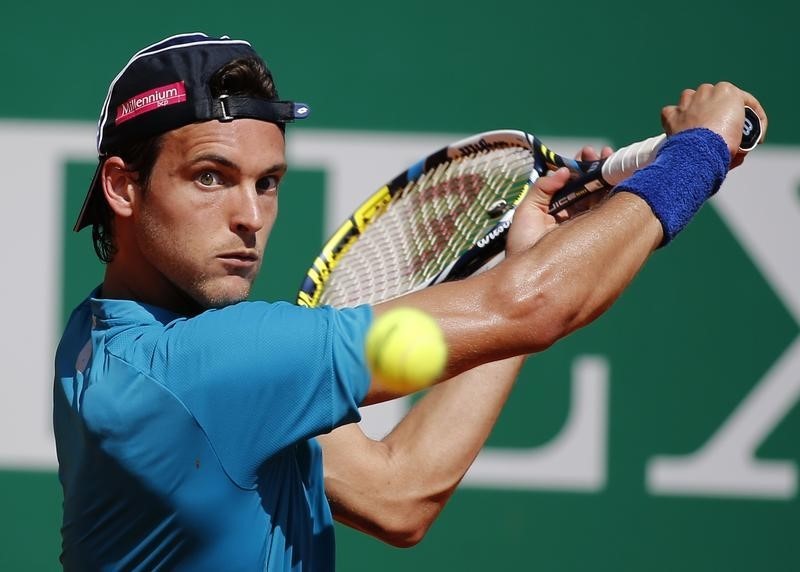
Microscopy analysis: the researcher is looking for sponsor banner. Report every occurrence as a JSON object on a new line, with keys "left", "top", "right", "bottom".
{"left": 115, "top": 81, "right": 187, "bottom": 124}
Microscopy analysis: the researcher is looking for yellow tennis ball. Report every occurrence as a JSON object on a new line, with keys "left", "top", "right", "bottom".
{"left": 365, "top": 307, "right": 447, "bottom": 393}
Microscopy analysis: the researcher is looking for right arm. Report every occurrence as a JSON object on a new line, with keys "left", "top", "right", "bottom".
{"left": 369, "top": 82, "right": 767, "bottom": 395}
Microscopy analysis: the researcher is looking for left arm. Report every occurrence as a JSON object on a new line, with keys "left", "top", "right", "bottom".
{"left": 318, "top": 355, "right": 524, "bottom": 547}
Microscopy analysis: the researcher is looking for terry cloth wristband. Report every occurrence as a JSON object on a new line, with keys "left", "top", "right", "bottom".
{"left": 612, "top": 128, "right": 730, "bottom": 246}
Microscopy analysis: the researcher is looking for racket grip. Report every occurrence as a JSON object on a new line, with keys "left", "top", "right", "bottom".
{"left": 601, "top": 106, "right": 763, "bottom": 186}
{"left": 600, "top": 134, "right": 665, "bottom": 186}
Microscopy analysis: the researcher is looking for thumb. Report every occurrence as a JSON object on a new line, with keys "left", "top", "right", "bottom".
{"left": 527, "top": 167, "right": 572, "bottom": 212}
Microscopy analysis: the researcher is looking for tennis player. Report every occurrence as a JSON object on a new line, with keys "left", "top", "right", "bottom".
{"left": 54, "top": 32, "right": 766, "bottom": 571}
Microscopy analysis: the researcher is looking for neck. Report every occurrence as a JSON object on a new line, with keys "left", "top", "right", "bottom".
{"left": 102, "top": 254, "right": 203, "bottom": 316}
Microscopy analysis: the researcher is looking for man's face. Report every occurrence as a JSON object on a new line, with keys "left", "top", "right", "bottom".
{"left": 133, "top": 119, "right": 286, "bottom": 309}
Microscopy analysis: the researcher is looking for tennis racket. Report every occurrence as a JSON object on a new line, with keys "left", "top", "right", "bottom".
{"left": 297, "top": 108, "right": 762, "bottom": 308}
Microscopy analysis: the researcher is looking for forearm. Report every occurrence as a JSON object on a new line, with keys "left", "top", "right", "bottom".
{"left": 320, "top": 356, "right": 525, "bottom": 546}
{"left": 500, "top": 191, "right": 664, "bottom": 342}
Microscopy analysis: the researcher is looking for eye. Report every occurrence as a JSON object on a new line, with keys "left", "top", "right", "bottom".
{"left": 196, "top": 171, "right": 223, "bottom": 188}
{"left": 256, "top": 175, "right": 280, "bottom": 195}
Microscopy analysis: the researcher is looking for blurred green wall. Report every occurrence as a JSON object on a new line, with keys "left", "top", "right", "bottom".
{"left": 1, "top": 1, "right": 797, "bottom": 570}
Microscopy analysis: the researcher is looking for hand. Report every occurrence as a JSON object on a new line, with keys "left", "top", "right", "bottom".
{"left": 505, "top": 145, "right": 612, "bottom": 257}
{"left": 661, "top": 82, "right": 768, "bottom": 169}
{"left": 555, "top": 145, "right": 614, "bottom": 218}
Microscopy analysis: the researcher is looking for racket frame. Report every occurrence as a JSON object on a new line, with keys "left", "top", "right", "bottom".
{"left": 297, "top": 109, "right": 762, "bottom": 307}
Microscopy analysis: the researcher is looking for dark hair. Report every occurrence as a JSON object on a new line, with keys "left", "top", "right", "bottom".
{"left": 91, "top": 56, "right": 280, "bottom": 262}
{"left": 208, "top": 56, "right": 279, "bottom": 102}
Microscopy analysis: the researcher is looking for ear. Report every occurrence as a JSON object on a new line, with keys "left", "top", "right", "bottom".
{"left": 101, "top": 156, "right": 140, "bottom": 220}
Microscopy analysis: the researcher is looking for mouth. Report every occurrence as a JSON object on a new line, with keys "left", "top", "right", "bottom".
{"left": 217, "top": 250, "right": 260, "bottom": 270}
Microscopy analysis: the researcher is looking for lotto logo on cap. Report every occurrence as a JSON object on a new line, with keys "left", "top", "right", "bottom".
{"left": 115, "top": 81, "right": 188, "bottom": 125}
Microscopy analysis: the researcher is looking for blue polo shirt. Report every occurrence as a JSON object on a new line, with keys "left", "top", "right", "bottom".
{"left": 53, "top": 290, "right": 372, "bottom": 571}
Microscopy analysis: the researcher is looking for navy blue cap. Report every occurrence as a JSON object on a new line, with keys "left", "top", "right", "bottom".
{"left": 75, "top": 32, "right": 310, "bottom": 231}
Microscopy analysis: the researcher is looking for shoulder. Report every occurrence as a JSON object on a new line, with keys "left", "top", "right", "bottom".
{"left": 182, "top": 301, "right": 374, "bottom": 344}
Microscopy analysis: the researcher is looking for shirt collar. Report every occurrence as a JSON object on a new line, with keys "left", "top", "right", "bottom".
{"left": 89, "top": 290, "right": 185, "bottom": 329}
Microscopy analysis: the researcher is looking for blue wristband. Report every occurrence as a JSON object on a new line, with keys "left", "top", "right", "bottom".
{"left": 612, "top": 128, "right": 730, "bottom": 246}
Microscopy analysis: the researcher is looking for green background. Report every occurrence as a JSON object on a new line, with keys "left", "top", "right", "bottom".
{"left": 2, "top": 0, "right": 798, "bottom": 570}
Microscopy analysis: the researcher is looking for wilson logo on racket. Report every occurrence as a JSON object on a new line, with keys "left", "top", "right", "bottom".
{"left": 476, "top": 219, "right": 511, "bottom": 248}
{"left": 457, "top": 138, "right": 513, "bottom": 157}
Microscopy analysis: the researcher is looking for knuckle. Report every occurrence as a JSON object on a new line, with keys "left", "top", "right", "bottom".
{"left": 715, "top": 81, "right": 737, "bottom": 96}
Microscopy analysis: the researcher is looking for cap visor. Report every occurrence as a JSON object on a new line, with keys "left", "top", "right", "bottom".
{"left": 74, "top": 161, "right": 103, "bottom": 231}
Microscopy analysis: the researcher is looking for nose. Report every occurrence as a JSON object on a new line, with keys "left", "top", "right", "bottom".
{"left": 229, "top": 185, "right": 265, "bottom": 235}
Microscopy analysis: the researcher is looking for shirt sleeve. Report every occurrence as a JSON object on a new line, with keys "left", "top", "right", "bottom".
{"left": 146, "top": 301, "right": 372, "bottom": 487}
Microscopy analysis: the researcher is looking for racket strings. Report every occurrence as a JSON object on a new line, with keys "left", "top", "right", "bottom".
{"left": 321, "top": 146, "right": 534, "bottom": 307}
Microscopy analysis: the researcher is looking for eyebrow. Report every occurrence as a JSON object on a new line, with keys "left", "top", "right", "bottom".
{"left": 188, "top": 153, "right": 287, "bottom": 176}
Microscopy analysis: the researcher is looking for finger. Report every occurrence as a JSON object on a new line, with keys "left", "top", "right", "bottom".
{"left": 717, "top": 82, "right": 768, "bottom": 149}
{"left": 711, "top": 82, "right": 767, "bottom": 155}
{"left": 661, "top": 105, "right": 677, "bottom": 134}
{"left": 536, "top": 167, "right": 571, "bottom": 195}
{"left": 578, "top": 145, "right": 614, "bottom": 162}
{"left": 575, "top": 145, "right": 600, "bottom": 162}
{"left": 525, "top": 167, "right": 571, "bottom": 211}
{"left": 678, "top": 88, "right": 696, "bottom": 108}
{"left": 693, "top": 83, "right": 714, "bottom": 99}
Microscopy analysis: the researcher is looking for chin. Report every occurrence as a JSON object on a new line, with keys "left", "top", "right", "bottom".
{"left": 200, "top": 294, "right": 247, "bottom": 309}
{"left": 204, "top": 289, "right": 251, "bottom": 309}
{"left": 193, "top": 278, "right": 253, "bottom": 309}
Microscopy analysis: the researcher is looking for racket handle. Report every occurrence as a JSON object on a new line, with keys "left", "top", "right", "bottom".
{"left": 739, "top": 106, "right": 762, "bottom": 152}
{"left": 601, "top": 134, "right": 665, "bottom": 186}
{"left": 601, "top": 106, "right": 763, "bottom": 186}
